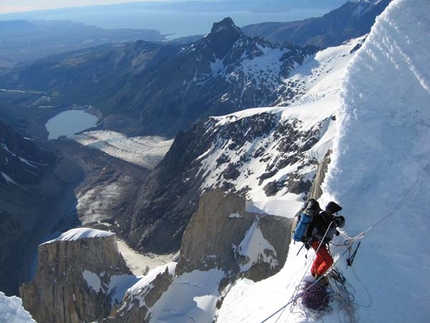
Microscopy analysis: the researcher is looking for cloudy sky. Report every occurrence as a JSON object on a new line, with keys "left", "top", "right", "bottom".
{"left": 0, "top": 0, "right": 165, "bottom": 13}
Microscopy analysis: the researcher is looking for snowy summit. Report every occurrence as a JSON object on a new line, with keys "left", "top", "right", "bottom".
{"left": 43, "top": 228, "right": 114, "bottom": 244}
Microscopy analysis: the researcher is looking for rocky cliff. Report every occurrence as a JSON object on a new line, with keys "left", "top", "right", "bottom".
{"left": 16, "top": 190, "right": 291, "bottom": 323}
{"left": 20, "top": 228, "right": 136, "bottom": 323}
{"left": 177, "top": 189, "right": 291, "bottom": 280}
{"left": 125, "top": 110, "right": 323, "bottom": 254}
{"left": 112, "top": 189, "right": 291, "bottom": 322}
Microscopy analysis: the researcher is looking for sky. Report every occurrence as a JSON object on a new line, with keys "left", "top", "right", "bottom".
{"left": 0, "top": 0, "right": 347, "bottom": 15}
{"left": 0, "top": 0, "right": 164, "bottom": 13}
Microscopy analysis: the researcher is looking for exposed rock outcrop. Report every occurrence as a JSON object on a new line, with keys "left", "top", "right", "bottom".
{"left": 177, "top": 189, "right": 291, "bottom": 281}
{"left": 127, "top": 110, "right": 322, "bottom": 255}
{"left": 309, "top": 150, "right": 332, "bottom": 200}
{"left": 19, "top": 191, "right": 292, "bottom": 323}
{"left": 20, "top": 228, "right": 136, "bottom": 323}
{"left": 112, "top": 189, "right": 292, "bottom": 323}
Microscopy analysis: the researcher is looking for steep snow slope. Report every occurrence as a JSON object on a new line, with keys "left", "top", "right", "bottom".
{"left": 217, "top": 0, "right": 430, "bottom": 322}
{"left": 321, "top": 0, "right": 430, "bottom": 321}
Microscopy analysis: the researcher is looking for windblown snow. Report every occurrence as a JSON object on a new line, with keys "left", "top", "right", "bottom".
{"left": 217, "top": 0, "right": 430, "bottom": 322}
{"left": 42, "top": 228, "right": 114, "bottom": 244}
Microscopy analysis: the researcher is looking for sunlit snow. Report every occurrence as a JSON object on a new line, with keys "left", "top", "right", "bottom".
{"left": 0, "top": 292, "right": 36, "bottom": 323}
{"left": 217, "top": 0, "right": 430, "bottom": 322}
{"left": 42, "top": 228, "right": 114, "bottom": 244}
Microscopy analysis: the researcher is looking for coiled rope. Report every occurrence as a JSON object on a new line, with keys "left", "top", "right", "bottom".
{"left": 261, "top": 223, "right": 344, "bottom": 323}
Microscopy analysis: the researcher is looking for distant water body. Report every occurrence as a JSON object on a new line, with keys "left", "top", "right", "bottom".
{"left": 16, "top": 8, "right": 331, "bottom": 39}
{"left": 46, "top": 110, "right": 97, "bottom": 140}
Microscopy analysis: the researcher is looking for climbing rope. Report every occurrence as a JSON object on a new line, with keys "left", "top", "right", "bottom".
{"left": 261, "top": 163, "right": 430, "bottom": 322}
{"left": 260, "top": 231, "right": 349, "bottom": 323}
{"left": 327, "top": 268, "right": 359, "bottom": 323}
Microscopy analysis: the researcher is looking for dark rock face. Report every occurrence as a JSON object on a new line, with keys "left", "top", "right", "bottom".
{"left": 205, "top": 17, "right": 243, "bottom": 59}
{"left": 110, "top": 190, "right": 291, "bottom": 323}
{"left": 125, "top": 111, "right": 327, "bottom": 254}
{"left": 0, "top": 121, "right": 56, "bottom": 184}
{"left": 242, "top": 0, "right": 392, "bottom": 48}
{"left": 125, "top": 122, "right": 216, "bottom": 253}
{"left": 0, "top": 18, "right": 317, "bottom": 137}
{"left": 0, "top": 120, "right": 84, "bottom": 296}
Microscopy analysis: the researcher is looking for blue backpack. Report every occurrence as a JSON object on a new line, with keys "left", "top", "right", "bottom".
{"left": 293, "top": 199, "right": 321, "bottom": 243}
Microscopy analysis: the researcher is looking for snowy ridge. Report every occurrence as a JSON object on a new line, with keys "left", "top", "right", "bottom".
{"left": 123, "top": 263, "right": 177, "bottom": 308}
{"left": 43, "top": 228, "right": 114, "bottom": 244}
{"left": 216, "top": 0, "right": 430, "bottom": 322}
{"left": 197, "top": 39, "right": 356, "bottom": 217}
{"left": 82, "top": 270, "right": 139, "bottom": 306}
{"left": 208, "top": 39, "right": 288, "bottom": 96}
{"left": 354, "top": 0, "right": 384, "bottom": 17}
{"left": 148, "top": 269, "right": 225, "bottom": 323}
{"left": 321, "top": 0, "right": 430, "bottom": 321}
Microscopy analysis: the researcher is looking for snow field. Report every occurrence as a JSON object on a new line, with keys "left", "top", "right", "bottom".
{"left": 73, "top": 131, "right": 173, "bottom": 169}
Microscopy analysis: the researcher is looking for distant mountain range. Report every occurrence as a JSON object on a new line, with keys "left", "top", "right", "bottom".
{"left": 0, "top": 1, "right": 391, "bottom": 140}
{"left": 242, "top": 0, "right": 392, "bottom": 47}
{"left": 0, "top": 20, "right": 165, "bottom": 68}
{"left": 0, "top": 18, "right": 317, "bottom": 138}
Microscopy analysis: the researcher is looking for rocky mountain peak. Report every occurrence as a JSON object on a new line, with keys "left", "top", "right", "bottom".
{"left": 20, "top": 228, "right": 135, "bottom": 323}
{"left": 209, "top": 17, "right": 241, "bottom": 35}
{"left": 204, "top": 17, "right": 243, "bottom": 59}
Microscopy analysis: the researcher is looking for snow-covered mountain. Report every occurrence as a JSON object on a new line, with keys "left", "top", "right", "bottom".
{"left": 217, "top": 0, "right": 430, "bottom": 322}
{"left": 124, "top": 34, "right": 359, "bottom": 254}
{"left": 242, "top": 0, "right": 391, "bottom": 48}
{"left": 0, "top": 18, "right": 317, "bottom": 138}
{"left": 2, "top": 0, "right": 429, "bottom": 321}
{"left": 118, "top": 0, "right": 430, "bottom": 321}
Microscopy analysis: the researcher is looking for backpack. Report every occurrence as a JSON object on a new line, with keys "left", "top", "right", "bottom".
{"left": 293, "top": 199, "right": 321, "bottom": 243}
